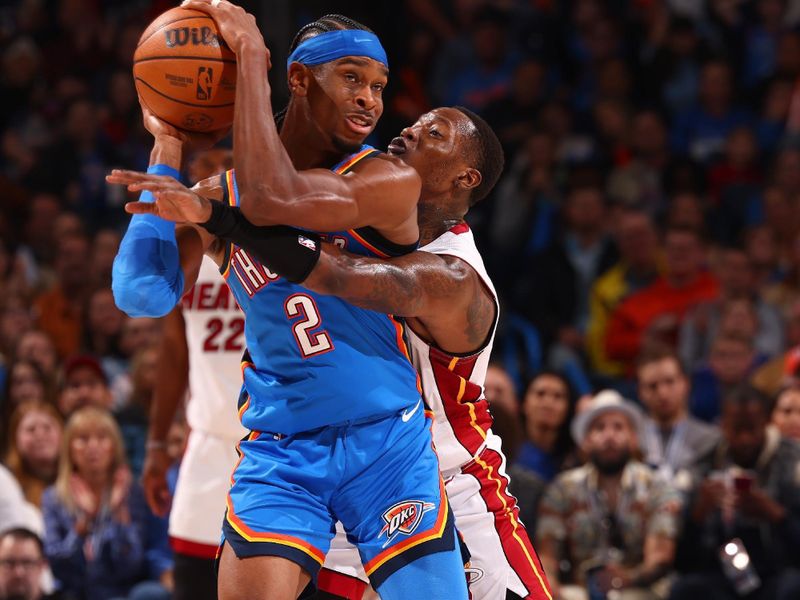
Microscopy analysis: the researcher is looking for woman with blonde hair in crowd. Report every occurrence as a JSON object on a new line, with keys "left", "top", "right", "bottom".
{"left": 4, "top": 401, "right": 62, "bottom": 507}
{"left": 41, "top": 406, "right": 170, "bottom": 600}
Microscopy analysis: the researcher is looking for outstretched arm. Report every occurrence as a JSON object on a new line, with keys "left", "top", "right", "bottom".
{"left": 109, "top": 110, "right": 224, "bottom": 319}
{"left": 182, "top": 0, "right": 420, "bottom": 235}
{"left": 104, "top": 174, "right": 494, "bottom": 352}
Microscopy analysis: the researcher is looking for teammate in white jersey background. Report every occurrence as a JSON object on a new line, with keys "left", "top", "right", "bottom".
{"left": 141, "top": 149, "right": 244, "bottom": 600}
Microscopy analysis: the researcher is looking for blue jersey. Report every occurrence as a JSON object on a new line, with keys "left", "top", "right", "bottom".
{"left": 220, "top": 147, "right": 422, "bottom": 435}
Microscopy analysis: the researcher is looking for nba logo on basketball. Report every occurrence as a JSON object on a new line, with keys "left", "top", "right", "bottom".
{"left": 196, "top": 67, "right": 213, "bottom": 100}
{"left": 379, "top": 500, "right": 435, "bottom": 543}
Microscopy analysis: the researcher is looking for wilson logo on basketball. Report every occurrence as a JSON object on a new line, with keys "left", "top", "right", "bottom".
{"left": 164, "top": 26, "right": 224, "bottom": 48}
{"left": 379, "top": 500, "right": 435, "bottom": 543}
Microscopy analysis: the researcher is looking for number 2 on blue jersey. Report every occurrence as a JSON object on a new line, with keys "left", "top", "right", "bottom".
{"left": 284, "top": 293, "right": 334, "bottom": 357}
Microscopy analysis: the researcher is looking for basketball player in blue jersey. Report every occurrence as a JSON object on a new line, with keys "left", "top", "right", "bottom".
{"left": 110, "top": 9, "right": 466, "bottom": 600}
{"left": 115, "top": 106, "right": 554, "bottom": 600}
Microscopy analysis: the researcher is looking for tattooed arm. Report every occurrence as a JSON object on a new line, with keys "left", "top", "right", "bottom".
{"left": 304, "top": 245, "right": 496, "bottom": 355}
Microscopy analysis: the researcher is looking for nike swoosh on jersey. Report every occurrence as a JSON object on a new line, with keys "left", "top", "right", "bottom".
{"left": 401, "top": 399, "right": 421, "bottom": 422}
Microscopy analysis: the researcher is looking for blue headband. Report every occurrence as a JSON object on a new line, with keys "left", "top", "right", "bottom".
{"left": 286, "top": 29, "right": 388, "bottom": 69}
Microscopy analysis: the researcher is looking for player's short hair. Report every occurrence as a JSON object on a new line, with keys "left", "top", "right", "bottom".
{"left": 289, "top": 14, "right": 375, "bottom": 53}
{"left": 453, "top": 106, "right": 504, "bottom": 206}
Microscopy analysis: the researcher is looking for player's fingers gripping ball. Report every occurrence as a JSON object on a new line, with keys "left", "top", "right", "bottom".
{"left": 133, "top": 7, "right": 236, "bottom": 132}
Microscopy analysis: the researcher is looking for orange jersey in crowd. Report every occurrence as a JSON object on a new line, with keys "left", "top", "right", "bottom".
{"left": 605, "top": 271, "right": 719, "bottom": 368}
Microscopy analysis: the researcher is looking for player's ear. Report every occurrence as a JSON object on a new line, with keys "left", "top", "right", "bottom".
{"left": 455, "top": 167, "right": 481, "bottom": 193}
{"left": 287, "top": 63, "right": 312, "bottom": 97}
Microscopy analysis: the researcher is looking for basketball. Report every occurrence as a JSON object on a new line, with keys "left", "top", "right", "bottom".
{"left": 133, "top": 7, "right": 236, "bottom": 132}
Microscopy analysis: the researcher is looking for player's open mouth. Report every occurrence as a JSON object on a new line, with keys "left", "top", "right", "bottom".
{"left": 387, "top": 137, "right": 406, "bottom": 155}
{"left": 345, "top": 113, "right": 373, "bottom": 135}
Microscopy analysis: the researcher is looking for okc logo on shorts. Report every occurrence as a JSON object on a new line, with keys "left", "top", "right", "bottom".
{"left": 379, "top": 500, "right": 435, "bottom": 547}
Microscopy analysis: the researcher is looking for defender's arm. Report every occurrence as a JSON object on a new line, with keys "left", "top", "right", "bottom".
{"left": 303, "top": 246, "right": 496, "bottom": 353}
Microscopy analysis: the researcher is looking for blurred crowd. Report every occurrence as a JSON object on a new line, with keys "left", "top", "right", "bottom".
{"left": 2, "top": 0, "right": 800, "bottom": 599}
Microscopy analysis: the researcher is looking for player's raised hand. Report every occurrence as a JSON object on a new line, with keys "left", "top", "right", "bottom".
{"left": 141, "top": 103, "right": 229, "bottom": 154}
{"left": 106, "top": 170, "right": 214, "bottom": 223}
{"left": 181, "top": 0, "right": 268, "bottom": 60}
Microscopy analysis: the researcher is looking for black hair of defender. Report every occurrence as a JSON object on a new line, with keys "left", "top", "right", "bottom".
{"left": 453, "top": 106, "right": 505, "bottom": 206}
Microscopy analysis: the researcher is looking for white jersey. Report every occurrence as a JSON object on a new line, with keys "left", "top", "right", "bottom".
{"left": 181, "top": 256, "right": 247, "bottom": 441}
{"left": 406, "top": 223, "right": 499, "bottom": 475}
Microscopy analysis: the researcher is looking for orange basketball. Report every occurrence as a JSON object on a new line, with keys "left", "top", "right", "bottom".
{"left": 133, "top": 7, "right": 236, "bottom": 132}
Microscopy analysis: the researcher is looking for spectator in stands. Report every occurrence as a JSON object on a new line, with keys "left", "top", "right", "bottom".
{"left": 4, "top": 402, "right": 62, "bottom": 507}
{"left": 89, "top": 229, "right": 120, "bottom": 289}
{"left": 605, "top": 226, "right": 718, "bottom": 373}
{"left": 34, "top": 233, "right": 92, "bottom": 360}
{"left": 4, "top": 359, "right": 48, "bottom": 407}
{"left": 757, "top": 76, "right": 794, "bottom": 152}
{"left": 752, "top": 297, "right": 800, "bottom": 396}
{"left": 42, "top": 406, "right": 169, "bottom": 600}
{"left": 665, "top": 191, "right": 706, "bottom": 232}
{"left": 116, "top": 346, "right": 158, "bottom": 477}
{"left": 483, "top": 59, "right": 546, "bottom": 160}
{"left": 680, "top": 247, "right": 783, "bottom": 372}
{"left": 483, "top": 365, "right": 545, "bottom": 532}
{"left": 2, "top": 360, "right": 51, "bottom": 449}
{"left": 587, "top": 209, "right": 661, "bottom": 379}
{"left": 671, "top": 385, "right": 800, "bottom": 600}
{"left": 516, "top": 178, "right": 618, "bottom": 365}
{"left": 770, "top": 146, "right": 800, "bottom": 203}
{"left": 639, "top": 16, "right": 707, "bottom": 114}
{"left": 117, "top": 318, "right": 160, "bottom": 361}
{"left": 33, "top": 97, "right": 118, "bottom": 228}
{"left": 56, "top": 356, "right": 111, "bottom": 417}
{"left": 0, "top": 298, "right": 34, "bottom": 370}
{"left": 537, "top": 390, "right": 681, "bottom": 600}
{"left": 440, "top": 7, "right": 519, "bottom": 112}
{"left": 517, "top": 371, "right": 575, "bottom": 482}
{"left": 691, "top": 330, "right": 763, "bottom": 423}
{"left": 636, "top": 347, "right": 719, "bottom": 488}
{"left": 0, "top": 528, "right": 60, "bottom": 600}
{"left": 671, "top": 59, "right": 752, "bottom": 164}
{"left": 591, "top": 98, "right": 631, "bottom": 168}
{"left": 740, "top": 0, "right": 787, "bottom": 90}
{"left": 764, "top": 229, "right": 800, "bottom": 311}
{"left": 606, "top": 109, "right": 670, "bottom": 215}
{"left": 83, "top": 288, "right": 125, "bottom": 364}
{"left": 488, "top": 131, "right": 560, "bottom": 289}
{"left": 484, "top": 363, "right": 520, "bottom": 417}
{"left": 745, "top": 225, "right": 781, "bottom": 288}
{"left": 15, "top": 330, "right": 59, "bottom": 386}
{"left": 707, "top": 128, "right": 763, "bottom": 243}
{"left": 771, "top": 384, "right": 800, "bottom": 441}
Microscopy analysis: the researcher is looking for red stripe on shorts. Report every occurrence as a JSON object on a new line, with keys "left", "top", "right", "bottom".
{"left": 463, "top": 448, "right": 553, "bottom": 600}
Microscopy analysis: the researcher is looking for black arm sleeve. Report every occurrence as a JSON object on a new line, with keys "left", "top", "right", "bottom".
{"left": 200, "top": 200, "right": 320, "bottom": 283}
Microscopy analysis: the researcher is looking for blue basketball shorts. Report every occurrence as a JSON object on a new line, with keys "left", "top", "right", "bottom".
{"left": 221, "top": 402, "right": 455, "bottom": 587}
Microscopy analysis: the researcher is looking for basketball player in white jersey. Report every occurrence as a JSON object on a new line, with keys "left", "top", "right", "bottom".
{"left": 116, "top": 107, "right": 553, "bottom": 600}
{"left": 306, "top": 108, "right": 553, "bottom": 600}
{"left": 142, "top": 150, "right": 245, "bottom": 600}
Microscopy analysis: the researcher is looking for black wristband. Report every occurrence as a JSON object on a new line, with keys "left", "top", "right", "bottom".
{"left": 200, "top": 201, "right": 321, "bottom": 283}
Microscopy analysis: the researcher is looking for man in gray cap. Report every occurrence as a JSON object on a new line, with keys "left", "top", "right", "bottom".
{"left": 536, "top": 390, "right": 682, "bottom": 600}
